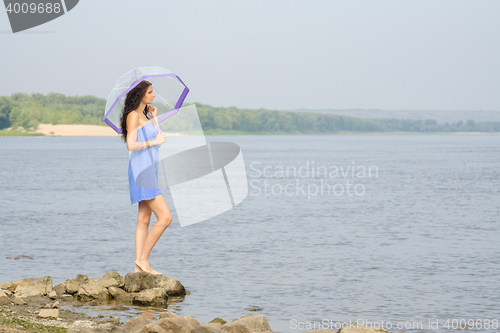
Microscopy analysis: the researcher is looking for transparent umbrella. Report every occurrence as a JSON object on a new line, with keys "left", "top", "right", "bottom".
{"left": 103, "top": 66, "right": 189, "bottom": 133}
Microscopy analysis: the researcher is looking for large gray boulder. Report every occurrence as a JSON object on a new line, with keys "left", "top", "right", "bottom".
{"left": 221, "top": 314, "right": 272, "bottom": 333}
{"left": 132, "top": 288, "right": 168, "bottom": 306}
{"left": 88, "top": 277, "right": 124, "bottom": 289}
{"left": 52, "top": 282, "right": 67, "bottom": 296}
{"left": 155, "top": 276, "right": 186, "bottom": 296}
{"left": 124, "top": 272, "right": 157, "bottom": 293}
{"left": 108, "top": 286, "right": 132, "bottom": 303}
{"left": 76, "top": 284, "right": 110, "bottom": 301}
{"left": 14, "top": 276, "right": 52, "bottom": 298}
{"left": 102, "top": 272, "right": 125, "bottom": 287}
{"left": 66, "top": 274, "right": 89, "bottom": 294}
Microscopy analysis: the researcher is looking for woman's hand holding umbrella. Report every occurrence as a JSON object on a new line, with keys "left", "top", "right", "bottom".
{"left": 147, "top": 105, "right": 157, "bottom": 117}
{"left": 152, "top": 132, "right": 167, "bottom": 148}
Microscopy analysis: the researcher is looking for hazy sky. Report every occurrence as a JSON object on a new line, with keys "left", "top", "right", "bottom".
{"left": 1, "top": 0, "right": 499, "bottom": 111}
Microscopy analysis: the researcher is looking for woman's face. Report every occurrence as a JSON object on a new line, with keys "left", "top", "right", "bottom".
{"left": 142, "top": 85, "right": 155, "bottom": 105}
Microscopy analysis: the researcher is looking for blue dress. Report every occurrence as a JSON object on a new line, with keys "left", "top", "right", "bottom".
{"left": 128, "top": 122, "right": 163, "bottom": 205}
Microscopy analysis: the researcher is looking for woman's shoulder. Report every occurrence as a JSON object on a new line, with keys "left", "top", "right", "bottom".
{"left": 127, "top": 111, "right": 140, "bottom": 122}
{"left": 127, "top": 111, "right": 149, "bottom": 128}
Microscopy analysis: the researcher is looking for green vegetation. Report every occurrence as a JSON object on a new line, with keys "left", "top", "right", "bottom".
{"left": 1, "top": 93, "right": 499, "bottom": 134}
{"left": 194, "top": 103, "right": 500, "bottom": 133}
{"left": 0, "top": 315, "right": 67, "bottom": 332}
{"left": 0, "top": 93, "right": 105, "bottom": 131}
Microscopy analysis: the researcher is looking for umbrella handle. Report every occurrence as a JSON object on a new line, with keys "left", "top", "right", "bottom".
{"left": 150, "top": 112, "right": 162, "bottom": 134}
{"left": 146, "top": 106, "right": 162, "bottom": 134}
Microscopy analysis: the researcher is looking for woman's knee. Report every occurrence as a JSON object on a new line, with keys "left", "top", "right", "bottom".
{"left": 157, "top": 215, "right": 172, "bottom": 229}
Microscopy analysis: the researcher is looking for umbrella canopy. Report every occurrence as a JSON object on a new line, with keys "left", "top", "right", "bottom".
{"left": 104, "top": 66, "right": 189, "bottom": 133}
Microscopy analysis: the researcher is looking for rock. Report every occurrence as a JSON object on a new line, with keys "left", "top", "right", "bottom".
{"left": 210, "top": 318, "right": 227, "bottom": 325}
{"left": 39, "top": 308, "right": 59, "bottom": 319}
{"left": 0, "top": 290, "right": 12, "bottom": 305}
{"left": 123, "top": 272, "right": 157, "bottom": 293}
{"left": 48, "top": 290, "right": 58, "bottom": 299}
{"left": 221, "top": 314, "right": 272, "bottom": 333}
{"left": 89, "top": 277, "right": 124, "bottom": 289}
{"left": 115, "top": 316, "right": 152, "bottom": 333}
{"left": 12, "top": 297, "right": 26, "bottom": 305}
{"left": 0, "top": 281, "right": 17, "bottom": 292}
{"left": 76, "top": 287, "right": 91, "bottom": 300}
{"left": 181, "top": 316, "right": 201, "bottom": 329}
{"left": 143, "top": 317, "right": 200, "bottom": 333}
{"left": 155, "top": 276, "right": 186, "bottom": 296}
{"left": 68, "top": 320, "right": 116, "bottom": 333}
{"left": 205, "top": 323, "right": 223, "bottom": 329}
{"left": 245, "top": 307, "right": 263, "bottom": 312}
{"left": 52, "top": 301, "right": 61, "bottom": 309}
{"left": 1, "top": 289, "right": 13, "bottom": 298}
{"left": 132, "top": 288, "right": 168, "bottom": 306}
{"left": 339, "top": 324, "right": 389, "bottom": 333}
{"left": 159, "top": 310, "right": 180, "bottom": 319}
{"left": 102, "top": 272, "right": 125, "bottom": 287}
{"left": 77, "top": 284, "right": 110, "bottom": 301}
{"left": 194, "top": 325, "right": 225, "bottom": 333}
{"left": 66, "top": 274, "right": 89, "bottom": 294}
{"left": 108, "top": 286, "right": 132, "bottom": 302}
{"left": 13, "top": 276, "right": 52, "bottom": 298}
{"left": 60, "top": 294, "right": 74, "bottom": 301}
{"left": 52, "top": 282, "right": 67, "bottom": 296}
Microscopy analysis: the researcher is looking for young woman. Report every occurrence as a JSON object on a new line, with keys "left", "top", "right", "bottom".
{"left": 119, "top": 80, "right": 172, "bottom": 276}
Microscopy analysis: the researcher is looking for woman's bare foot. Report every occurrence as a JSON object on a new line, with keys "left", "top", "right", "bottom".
{"left": 135, "top": 260, "right": 162, "bottom": 276}
{"left": 150, "top": 268, "right": 162, "bottom": 276}
{"left": 134, "top": 263, "right": 143, "bottom": 273}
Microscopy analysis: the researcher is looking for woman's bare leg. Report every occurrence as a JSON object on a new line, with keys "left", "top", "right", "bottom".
{"left": 135, "top": 201, "right": 153, "bottom": 272}
{"left": 135, "top": 195, "right": 172, "bottom": 275}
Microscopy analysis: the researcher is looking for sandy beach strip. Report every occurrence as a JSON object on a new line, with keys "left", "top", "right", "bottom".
{"left": 33, "top": 124, "right": 182, "bottom": 137}
{"left": 35, "top": 124, "right": 120, "bottom": 137}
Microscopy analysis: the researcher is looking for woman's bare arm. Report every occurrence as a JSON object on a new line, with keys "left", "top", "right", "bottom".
{"left": 126, "top": 112, "right": 145, "bottom": 151}
{"left": 126, "top": 112, "right": 166, "bottom": 151}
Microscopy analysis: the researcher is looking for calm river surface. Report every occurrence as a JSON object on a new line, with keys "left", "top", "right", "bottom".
{"left": 1, "top": 134, "right": 499, "bottom": 332}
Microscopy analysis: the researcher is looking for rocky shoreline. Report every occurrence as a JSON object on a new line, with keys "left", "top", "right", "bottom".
{"left": 1, "top": 272, "right": 390, "bottom": 333}
{"left": 0, "top": 272, "right": 279, "bottom": 333}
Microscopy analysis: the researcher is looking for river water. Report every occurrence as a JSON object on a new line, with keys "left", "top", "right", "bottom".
{"left": 0, "top": 134, "right": 499, "bottom": 332}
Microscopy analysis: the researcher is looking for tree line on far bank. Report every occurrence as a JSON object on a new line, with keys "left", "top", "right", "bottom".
{"left": 1, "top": 93, "right": 499, "bottom": 134}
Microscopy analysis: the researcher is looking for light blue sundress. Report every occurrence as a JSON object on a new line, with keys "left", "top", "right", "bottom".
{"left": 128, "top": 122, "right": 163, "bottom": 205}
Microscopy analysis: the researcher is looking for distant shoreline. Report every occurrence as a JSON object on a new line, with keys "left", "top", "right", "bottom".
{"left": 0, "top": 124, "right": 181, "bottom": 137}
{"left": 0, "top": 124, "right": 499, "bottom": 137}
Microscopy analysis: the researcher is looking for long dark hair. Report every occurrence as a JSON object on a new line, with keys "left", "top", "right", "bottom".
{"left": 120, "top": 80, "right": 152, "bottom": 142}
